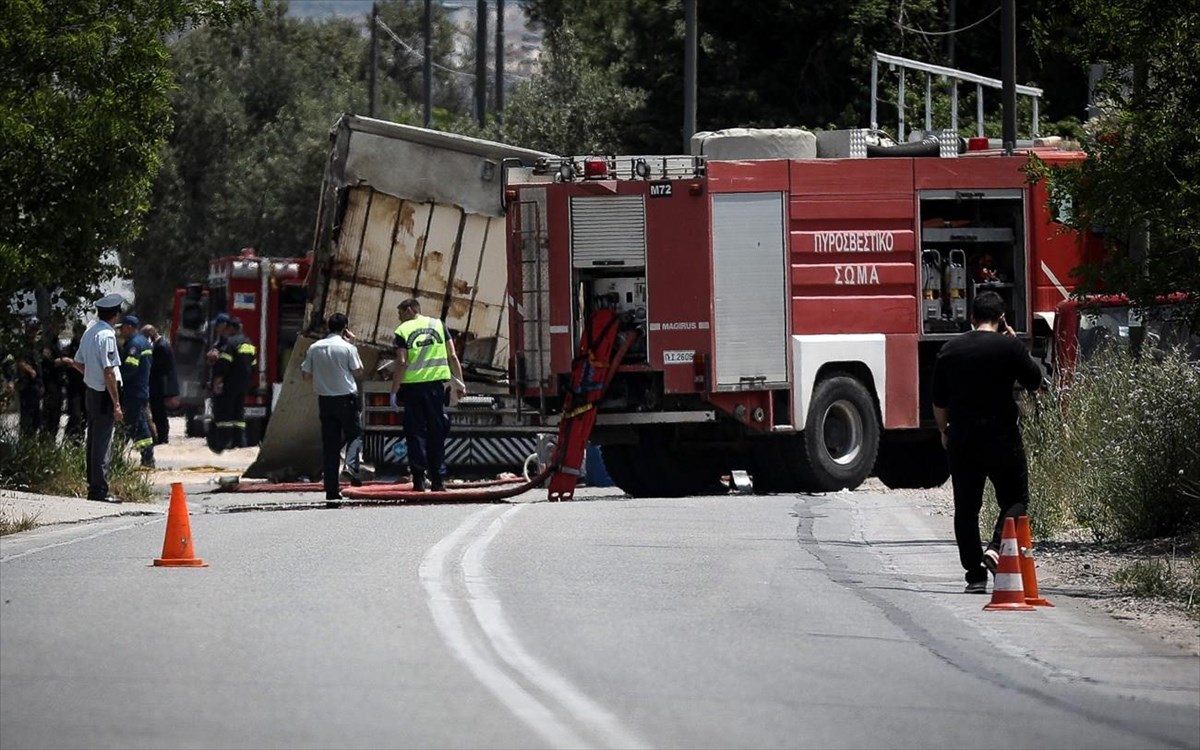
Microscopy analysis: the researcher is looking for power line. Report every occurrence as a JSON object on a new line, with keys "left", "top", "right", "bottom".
{"left": 897, "top": 6, "right": 1000, "bottom": 37}
{"left": 374, "top": 17, "right": 529, "bottom": 81}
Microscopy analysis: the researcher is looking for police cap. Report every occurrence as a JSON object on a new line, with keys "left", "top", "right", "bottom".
{"left": 213, "top": 312, "right": 232, "bottom": 326}
{"left": 121, "top": 314, "right": 140, "bottom": 328}
{"left": 93, "top": 293, "right": 126, "bottom": 313}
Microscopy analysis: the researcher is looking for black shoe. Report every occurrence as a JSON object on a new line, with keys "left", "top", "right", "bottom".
{"left": 964, "top": 580, "right": 988, "bottom": 594}
{"left": 326, "top": 492, "right": 343, "bottom": 501}
{"left": 411, "top": 472, "right": 426, "bottom": 492}
{"left": 89, "top": 496, "right": 123, "bottom": 504}
{"left": 430, "top": 480, "right": 445, "bottom": 493}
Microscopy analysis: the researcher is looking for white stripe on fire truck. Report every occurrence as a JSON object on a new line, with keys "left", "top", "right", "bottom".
{"left": 1041, "top": 260, "right": 1070, "bottom": 301}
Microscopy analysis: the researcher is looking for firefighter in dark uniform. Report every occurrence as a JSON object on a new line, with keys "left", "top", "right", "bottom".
{"left": 118, "top": 315, "right": 156, "bottom": 468}
{"left": 210, "top": 316, "right": 255, "bottom": 451}
{"left": 63, "top": 321, "right": 88, "bottom": 440}
{"left": 41, "top": 325, "right": 73, "bottom": 439}
{"left": 15, "top": 317, "right": 43, "bottom": 437}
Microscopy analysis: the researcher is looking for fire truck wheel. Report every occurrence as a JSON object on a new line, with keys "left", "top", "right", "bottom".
{"left": 874, "top": 434, "right": 949, "bottom": 489}
{"left": 750, "top": 441, "right": 793, "bottom": 494}
{"left": 794, "top": 376, "right": 880, "bottom": 492}
{"left": 599, "top": 444, "right": 648, "bottom": 496}
{"left": 601, "top": 437, "right": 716, "bottom": 498}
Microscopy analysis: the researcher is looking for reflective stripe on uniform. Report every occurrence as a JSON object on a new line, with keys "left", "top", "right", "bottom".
{"left": 219, "top": 353, "right": 234, "bottom": 362}
{"left": 124, "top": 356, "right": 140, "bottom": 366}
{"left": 140, "top": 349, "right": 152, "bottom": 357}
{"left": 237, "top": 343, "right": 256, "bottom": 355}
{"left": 134, "top": 438, "right": 154, "bottom": 449}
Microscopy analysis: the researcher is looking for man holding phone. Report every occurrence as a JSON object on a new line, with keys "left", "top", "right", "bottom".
{"left": 931, "top": 291, "right": 1044, "bottom": 594}
{"left": 301, "top": 312, "right": 365, "bottom": 501}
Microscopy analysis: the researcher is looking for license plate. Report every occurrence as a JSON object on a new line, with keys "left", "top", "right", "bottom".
{"left": 245, "top": 406, "right": 267, "bottom": 418}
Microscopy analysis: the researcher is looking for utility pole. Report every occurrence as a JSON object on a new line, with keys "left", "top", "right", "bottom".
{"left": 945, "top": 0, "right": 956, "bottom": 67}
{"left": 368, "top": 2, "right": 378, "bottom": 117}
{"left": 683, "top": 0, "right": 697, "bottom": 150}
{"left": 423, "top": 0, "right": 433, "bottom": 128}
{"left": 495, "top": 0, "right": 505, "bottom": 121}
{"left": 475, "top": 0, "right": 488, "bottom": 127}
{"left": 1000, "top": 0, "right": 1017, "bottom": 154}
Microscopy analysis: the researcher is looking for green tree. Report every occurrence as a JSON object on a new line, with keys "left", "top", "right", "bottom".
{"left": 1027, "top": 0, "right": 1200, "bottom": 313}
{"left": 129, "top": 0, "right": 473, "bottom": 324}
{"left": 493, "top": 25, "right": 646, "bottom": 155}
{"left": 524, "top": 0, "right": 1088, "bottom": 153}
{"left": 376, "top": 0, "right": 470, "bottom": 116}
{"left": 0, "top": 0, "right": 256, "bottom": 333}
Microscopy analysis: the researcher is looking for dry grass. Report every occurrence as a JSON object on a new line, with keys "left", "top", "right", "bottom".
{"left": 0, "top": 507, "right": 40, "bottom": 536}
{"left": 0, "top": 428, "right": 154, "bottom": 503}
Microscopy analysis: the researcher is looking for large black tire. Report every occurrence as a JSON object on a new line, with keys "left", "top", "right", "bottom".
{"left": 792, "top": 375, "right": 880, "bottom": 492}
{"left": 874, "top": 433, "right": 949, "bottom": 489}
{"left": 750, "top": 440, "right": 793, "bottom": 494}
{"left": 601, "top": 430, "right": 720, "bottom": 498}
{"left": 600, "top": 444, "right": 653, "bottom": 496}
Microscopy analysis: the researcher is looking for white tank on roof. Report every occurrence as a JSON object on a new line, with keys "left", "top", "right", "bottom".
{"left": 690, "top": 127, "right": 818, "bottom": 159}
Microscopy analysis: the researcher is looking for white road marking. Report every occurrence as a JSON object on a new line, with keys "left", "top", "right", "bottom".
{"left": 420, "top": 505, "right": 649, "bottom": 750}
{"left": 463, "top": 506, "right": 651, "bottom": 749}
{"left": 0, "top": 519, "right": 160, "bottom": 563}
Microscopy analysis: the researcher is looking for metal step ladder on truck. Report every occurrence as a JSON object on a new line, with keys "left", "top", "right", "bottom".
{"left": 503, "top": 128, "right": 1102, "bottom": 497}
{"left": 169, "top": 249, "right": 311, "bottom": 446}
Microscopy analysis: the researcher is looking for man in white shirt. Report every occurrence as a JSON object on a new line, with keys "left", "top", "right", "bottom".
{"left": 71, "top": 294, "right": 126, "bottom": 503}
{"left": 301, "top": 313, "right": 365, "bottom": 500}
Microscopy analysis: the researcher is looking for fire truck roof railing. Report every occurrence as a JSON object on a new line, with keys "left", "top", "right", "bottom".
{"left": 870, "top": 51, "right": 1044, "bottom": 142}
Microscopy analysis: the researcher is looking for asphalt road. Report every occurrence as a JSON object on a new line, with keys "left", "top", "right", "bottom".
{"left": 2, "top": 487, "right": 1197, "bottom": 750}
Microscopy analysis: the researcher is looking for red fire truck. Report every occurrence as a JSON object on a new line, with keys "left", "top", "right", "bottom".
{"left": 504, "top": 131, "right": 1103, "bottom": 497}
{"left": 170, "top": 249, "right": 311, "bottom": 445}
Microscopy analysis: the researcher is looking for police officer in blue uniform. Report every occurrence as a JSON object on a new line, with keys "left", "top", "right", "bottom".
{"left": 72, "top": 294, "right": 126, "bottom": 502}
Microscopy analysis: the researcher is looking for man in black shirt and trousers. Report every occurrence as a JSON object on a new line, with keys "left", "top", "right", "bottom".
{"left": 932, "top": 291, "right": 1044, "bottom": 594}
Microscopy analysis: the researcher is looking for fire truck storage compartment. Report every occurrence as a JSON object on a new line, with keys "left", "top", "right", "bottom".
{"left": 712, "top": 192, "right": 788, "bottom": 388}
{"left": 918, "top": 188, "right": 1027, "bottom": 336}
{"left": 569, "top": 195, "right": 649, "bottom": 365}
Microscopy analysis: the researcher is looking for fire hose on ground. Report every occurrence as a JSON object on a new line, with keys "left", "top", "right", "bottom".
{"left": 218, "top": 313, "right": 637, "bottom": 505}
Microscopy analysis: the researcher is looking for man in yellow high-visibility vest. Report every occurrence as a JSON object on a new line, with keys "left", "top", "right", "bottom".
{"left": 389, "top": 298, "right": 465, "bottom": 492}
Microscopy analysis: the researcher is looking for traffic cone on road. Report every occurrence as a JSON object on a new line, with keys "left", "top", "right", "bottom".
{"left": 153, "top": 483, "right": 208, "bottom": 567}
{"left": 1016, "top": 515, "right": 1054, "bottom": 607}
{"left": 984, "top": 517, "right": 1033, "bottom": 611}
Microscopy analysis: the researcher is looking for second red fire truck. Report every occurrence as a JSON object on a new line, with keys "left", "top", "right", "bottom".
{"left": 170, "top": 249, "right": 311, "bottom": 445}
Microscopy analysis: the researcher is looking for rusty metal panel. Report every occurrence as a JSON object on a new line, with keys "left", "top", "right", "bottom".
{"left": 347, "top": 192, "right": 401, "bottom": 342}
{"left": 375, "top": 199, "right": 431, "bottom": 351}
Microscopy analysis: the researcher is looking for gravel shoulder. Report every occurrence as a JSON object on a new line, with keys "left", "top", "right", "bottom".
{"left": 879, "top": 478, "right": 1200, "bottom": 656}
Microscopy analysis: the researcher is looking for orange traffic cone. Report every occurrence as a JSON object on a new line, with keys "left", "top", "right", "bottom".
{"left": 1016, "top": 515, "right": 1053, "bottom": 607}
{"left": 153, "top": 483, "right": 208, "bottom": 567}
{"left": 983, "top": 517, "right": 1033, "bottom": 611}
